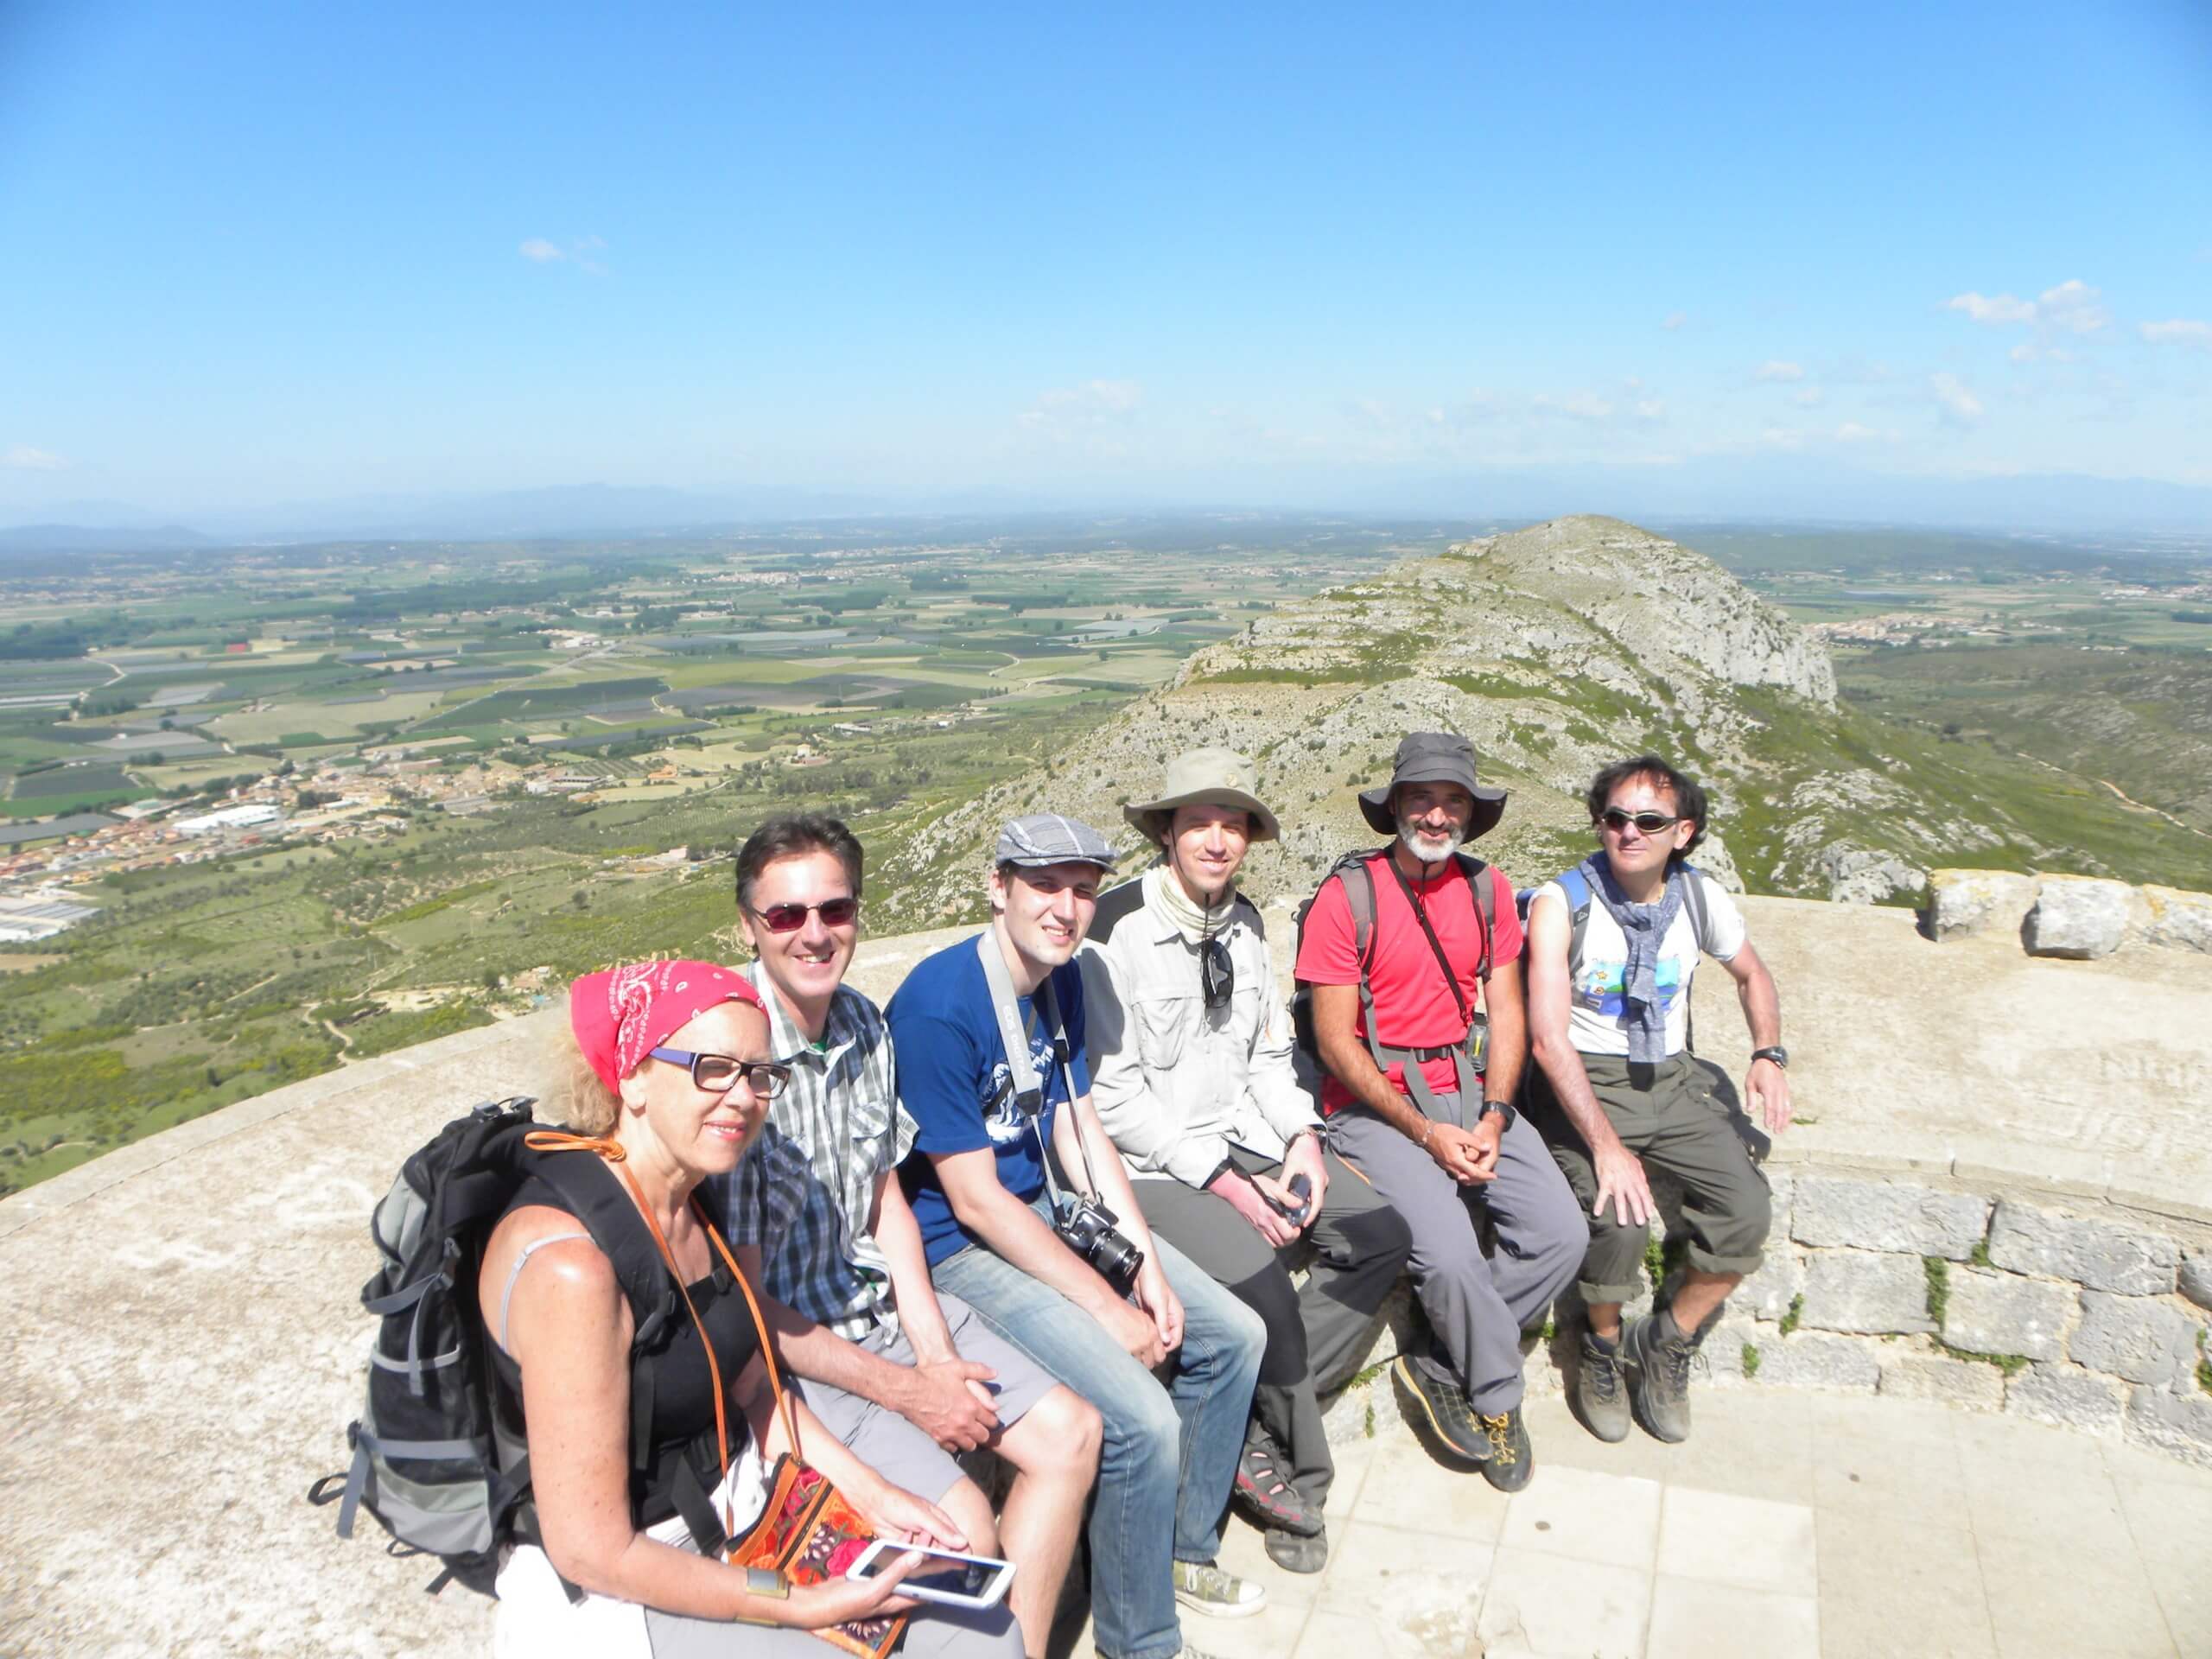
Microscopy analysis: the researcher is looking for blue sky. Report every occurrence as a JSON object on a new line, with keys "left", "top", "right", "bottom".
{"left": 3, "top": 0, "right": 2209, "bottom": 520}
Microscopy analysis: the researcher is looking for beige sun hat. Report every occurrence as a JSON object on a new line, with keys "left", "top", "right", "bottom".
{"left": 1122, "top": 747, "right": 1281, "bottom": 845}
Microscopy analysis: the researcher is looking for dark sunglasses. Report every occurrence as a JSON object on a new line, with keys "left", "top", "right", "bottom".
{"left": 752, "top": 896, "right": 860, "bottom": 933}
{"left": 1201, "top": 935, "right": 1234, "bottom": 1011}
{"left": 1599, "top": 808, "right": 1681, "bottom": 835}
{"left": 648, "top": 1046, "right": 791, "bottom": 1097}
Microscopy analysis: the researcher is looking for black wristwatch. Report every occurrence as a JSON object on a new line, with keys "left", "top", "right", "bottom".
{"left": 1479, "top": 1098, "right": 1516, "bottom": 1131}
{"left": 1751, "top": 1046, "right": 1789, "bottom": 1071}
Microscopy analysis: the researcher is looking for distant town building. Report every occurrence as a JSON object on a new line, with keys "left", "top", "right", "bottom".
{"left": 175, "top": 803, "right": 284, "bottom": 836}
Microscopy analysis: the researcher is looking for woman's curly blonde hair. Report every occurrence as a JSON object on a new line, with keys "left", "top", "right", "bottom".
{"left": 541, "top": 1021, "right": 622, "bottom": 1135}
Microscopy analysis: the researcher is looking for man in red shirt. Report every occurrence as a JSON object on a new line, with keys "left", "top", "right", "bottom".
{"left": 1294, "top": 733, "right": 1583, "bottom": 1491}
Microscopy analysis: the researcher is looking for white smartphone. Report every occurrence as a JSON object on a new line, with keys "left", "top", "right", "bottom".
{"left": 843, "top": 1539, "right": 1017, "bottom": 1610}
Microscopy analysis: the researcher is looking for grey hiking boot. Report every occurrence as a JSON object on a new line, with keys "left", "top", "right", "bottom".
{"left": 1623, "top": 1309, "right": 1710, "bottom": 1443}
{"left": 1576, "top": 1328, "right": 1631, "bottom": 1443}
{"left": 1393, "top": 1354, "right": 1491, "bottom": 1464}
{"left": 1478, "top": 1405, "right": 1535, "bottom": 1491}
{"left": 1264, "top": 1522, "right": 1329, "bottom": 1574}
{"left": 1172, "top": 1559, "right": 1267, "bottom": 1619}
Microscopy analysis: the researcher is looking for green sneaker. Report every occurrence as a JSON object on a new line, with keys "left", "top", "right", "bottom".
{"left": 1172, "top": 1559, "right": 1268, "bottom": 1620}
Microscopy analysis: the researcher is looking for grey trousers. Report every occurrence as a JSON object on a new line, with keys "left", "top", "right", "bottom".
{"left": 1325, "top": 1094, "right": 1585, "bottom": 1414}
{"left": 1133, "top": 1147, "right": 1412, "bottom": 1510}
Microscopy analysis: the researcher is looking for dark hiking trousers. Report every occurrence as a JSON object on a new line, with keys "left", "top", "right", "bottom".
{"left": 1530, "top": 1052, "right": 1771, "bottom": 1306}
{"left": 1325, "top": 1095, "right": 1586, "bottom": 1415}
{"left": 1133, "top": 1146, "right": 1410, "bottom": 1510}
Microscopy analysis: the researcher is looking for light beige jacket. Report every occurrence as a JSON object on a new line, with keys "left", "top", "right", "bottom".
{"left": 1078, "top": 866, "right": 1321, "bottom": 1188}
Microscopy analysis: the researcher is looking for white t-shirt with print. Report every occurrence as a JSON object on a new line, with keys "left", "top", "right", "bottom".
{"left": 1532, "top": 872, "right": 1747, "bottom": 1058}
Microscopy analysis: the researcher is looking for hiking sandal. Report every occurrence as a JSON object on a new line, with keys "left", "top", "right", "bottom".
{"left": 1231, "top": 1436, "right": 1322, "bottom": 1536}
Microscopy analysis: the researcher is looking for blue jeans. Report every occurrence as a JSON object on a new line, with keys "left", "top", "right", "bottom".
{"left": 933, "top": 1196, "right": 1265, "bottom": 1659}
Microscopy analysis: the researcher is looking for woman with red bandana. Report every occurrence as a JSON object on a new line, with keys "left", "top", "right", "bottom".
{"left": 483, "top": 959, "right": 1022, "bottom": 1656}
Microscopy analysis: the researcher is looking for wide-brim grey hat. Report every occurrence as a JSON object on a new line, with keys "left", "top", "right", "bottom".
{"left": 995, "top": 812, "right": 1120, "bottom": 871}
{"left": 1122, "top": 747, "right": 1281, "bottom": 844}
{"left": 1357, "top": 731, "right": 1508, "bottom": 841}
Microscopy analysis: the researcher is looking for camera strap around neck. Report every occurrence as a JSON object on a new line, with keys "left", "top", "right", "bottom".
{"left": 974, "top": 930, "right": 1108, "bottom": 1205}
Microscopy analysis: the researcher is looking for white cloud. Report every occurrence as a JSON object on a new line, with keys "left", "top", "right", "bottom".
{"left": 1530, "top": 391, "right": 1614, "bottom": 423}
{"left": 3, "top": 445, "right": 66, "bottom": 471}
{"left": 1946, "top": 290, "right": 2035, "bottom": 325}
{"left": 1016, "top": 379, "right": 1144, "bottom": 443}
{"left": 2037, "top": 279, "right": 2109, "bottom": 334}
{"left": 1634, "top": 399, "right": 1667, "bottom": 424}
{"left": 1662, "top": 311, "right": 1688, "bottom": 331}
{"left": 1790, "top": 387, "right": 1826, "bottom": 408}
{"left": 1929, "top": 372, "right": 1985, "bottom": 425}
{"left": 518, "top": 238, "right": 564, "bottom": 262}
{"left": 519, "top": 236, "right": 607, "bottom": 273}
{"left": 2141, "top": 318, "right": 2212, "bottom": 350}
{"left": 1834, "top": 422, "right": 1897, "bottom": 444}
{"left": 1754, "top": 360, "right": 1806, "bottom": 383}
{"left": 1945, "top": 280, "right": 2109, "bottom": 359}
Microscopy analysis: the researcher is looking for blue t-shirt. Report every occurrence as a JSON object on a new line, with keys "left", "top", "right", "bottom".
{"left": 887, "top": 938, "right": 1091, "bottom": 1268}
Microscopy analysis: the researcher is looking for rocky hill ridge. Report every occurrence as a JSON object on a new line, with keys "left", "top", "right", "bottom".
{"left": 867, "top": 516, "right": 2137, "bottom": 928}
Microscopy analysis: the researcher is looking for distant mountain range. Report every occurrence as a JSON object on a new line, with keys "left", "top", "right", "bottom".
{"left": 3, "top": 463, "right": 2209, "bottom": 550}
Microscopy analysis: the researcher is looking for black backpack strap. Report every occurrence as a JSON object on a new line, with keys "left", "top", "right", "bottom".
{"left": 1088, "top": 874, "right": 1147, "bottom": 944}
{"left": 1454, "top": 852, "right": 1495, "bottom": 983}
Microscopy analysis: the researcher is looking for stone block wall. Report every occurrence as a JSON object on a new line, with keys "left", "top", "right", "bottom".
{"left": 1926, "top": 868, "right": 2212, "bottom": 960}
{"left": 1320, "top": 1167, "right": 2212, "bottom": 1470}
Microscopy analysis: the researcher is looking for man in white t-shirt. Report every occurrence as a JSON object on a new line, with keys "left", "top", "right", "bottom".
{"left": 1525, "top": 755, "right": 1791, "bottom": 1446}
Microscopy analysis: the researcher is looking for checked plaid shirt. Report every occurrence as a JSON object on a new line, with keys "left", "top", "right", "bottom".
{"left": 715, "top": 962, "right": 917, "bottom": 1342}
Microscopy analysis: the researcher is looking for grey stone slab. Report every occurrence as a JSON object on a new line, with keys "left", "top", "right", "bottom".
{"left": 1986, "top": 1198, "right": 2182, "bottom": 1295}
{"left": 2005, "top": 1363, "right": 2128, "bottom": 1435}
{"left": 1789, "top": 1174, "right": 1991, "bottom": 1259}
{"left": 2183, "top": 1250, "right": 2212, "bottom": 1313}
{"left": 1477, "top": 1545, "right": 1651, "bottom": 1658}
{"left": 1799, "top": 1249, "right": 1937, "bottom": 1335}
{"left": 1746, "top": 1332, "right": 1880, "bottom": 1391}
{"left": 1925, "top": 868, "right": 2037, "bottom": 941}
{"left": 1977, "top": 1529, "right": 2178, "bottom": 1659}
{"left": 2069, "top": 1290, "right": 2202, "bottom": 1387}
{"left": 1497, "top": 1464, "right": 1662, "bottom": 1569}
{"left": 2125, "top": 1386, "right": 2212, "bottom": 1471}
{"left": 1656, "top": 1486, "right": 1817, "bottom": 1594}
{"left": 1815, "top": 1515, "right": 1996, "bottom": 1659}
{"left": 1942, "top": 1266, "right": 2073, "bottom": 1362}
{"left": 1645, "top": 1577, "right": 1821, "bottom": 1659}
{"left": 1736, "top": 1245, "right": 1805, "bottom": 1323}
{"left": 2024, "top": 873, "right": 2139, "bottom": 960}
{"left": 2142, "top": 883, "right": 2212, "bottom": 955}
{"left": 1879, "top": 1352, "right": 2008, "bottom": 1411}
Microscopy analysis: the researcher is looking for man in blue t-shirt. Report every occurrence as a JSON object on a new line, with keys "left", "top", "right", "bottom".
{"left": 890, "top": 814, "right": 1268, "bottom": 1659}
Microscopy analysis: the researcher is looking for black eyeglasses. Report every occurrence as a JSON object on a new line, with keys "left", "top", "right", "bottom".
{"left": 1599, "top": 809, "right": 1681, "bottom": 835}
{"left": 1201, "top": 935, "right": 1234, "bottom": 1010}
{"left": 752, "top": 896, "right": 860, "bottom": 933}
{"left": 648, "top": 1046, "right": 792, "bottom": 1096}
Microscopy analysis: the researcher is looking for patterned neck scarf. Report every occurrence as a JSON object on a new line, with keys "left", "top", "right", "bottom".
{"left": 1580, "top": 855, "right": 1684, "bottom": 1065}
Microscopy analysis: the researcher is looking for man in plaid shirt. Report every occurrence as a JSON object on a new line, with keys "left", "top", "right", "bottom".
{"left": 713, "top": 814, "right": 1100, "bottom": 1659}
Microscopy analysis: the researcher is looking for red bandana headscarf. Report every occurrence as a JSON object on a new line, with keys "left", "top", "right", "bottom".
{"left": 568, "top": 959, "right": 762, "bottom": 1093}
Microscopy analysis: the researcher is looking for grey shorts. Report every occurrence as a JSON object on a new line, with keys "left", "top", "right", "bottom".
{"left": 794, "top": 1290, "right": 1061, "bottom": 1504}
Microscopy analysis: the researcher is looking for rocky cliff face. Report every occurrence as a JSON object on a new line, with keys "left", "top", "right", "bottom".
{"left": 866, "top": 517, "right": 2058, "bottom": 925}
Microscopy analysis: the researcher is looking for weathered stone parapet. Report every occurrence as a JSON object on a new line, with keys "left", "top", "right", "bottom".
{"left": 1942, "top": 1267, "right": 2072, "bottom": 1363}
{"left": 2006, "top": 1363, "right": 2129, "bottom": 1433}
{"left": 1986, "top": 1198, "right": 2180, "bottom": 1295}
{"left": 1790, "top": 1174, "right": 1990, "bottom": 1259}
{"left": 1923, "top": 867, "right": 2212, "bottom": 959}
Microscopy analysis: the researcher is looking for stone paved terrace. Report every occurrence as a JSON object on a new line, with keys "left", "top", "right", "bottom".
{"left": 3, "top": 897, "right": 2209, "bottom": 1657}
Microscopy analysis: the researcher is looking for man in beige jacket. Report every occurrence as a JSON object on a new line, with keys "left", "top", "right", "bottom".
{"left": 1081, "top": 749, "right": 1411, "bottom": 1573}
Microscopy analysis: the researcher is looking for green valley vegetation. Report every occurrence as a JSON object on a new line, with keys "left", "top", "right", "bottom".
{"left": 0, "top": 514, "right": 1427, "bottom": 1193}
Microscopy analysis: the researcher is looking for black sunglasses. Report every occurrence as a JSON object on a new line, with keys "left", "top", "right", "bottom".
{"left": 1201, "top": 935, "right": 1234, "bottom": 1011}
{"left": 648, "top": 1046, "right": 791, "bottom": 1097}
{"left": 752, "top": 896, "right": 860, "bottom": 933}
{"left": 1599, "top": 808, "right": 1681, "bottom": 835}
